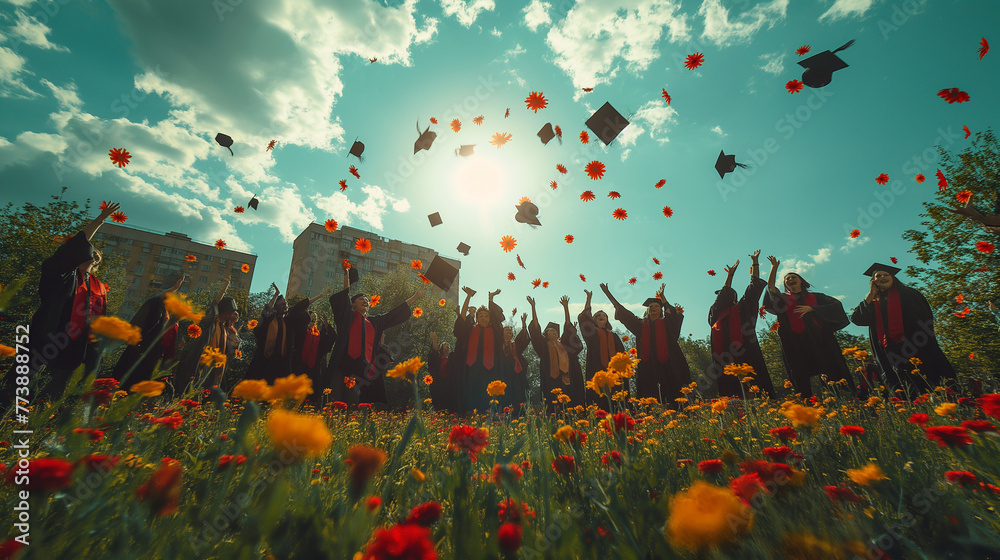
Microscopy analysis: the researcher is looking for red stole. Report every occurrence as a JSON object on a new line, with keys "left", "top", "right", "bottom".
{"left": 347, "top": 312, "right": 375, "bottom": 361}
{"left": 640, "top": 318, "right": 669, "bottom": 363}
{"left": 161, "top": 318, "right": 178, "bottom": 359}
{"left": 711, "top": 304, "right": 745, "bottom": 356}
{"left": 873, "top": 288, "right": 905, "bottom": 346}
{"left": 466, "top": 326, "right": 495, "bottom": 370}
{"left": 439, "top": 356, "right": 449, "bottom": 377}
{"left": 782, "top": 292, "right": 819, "bottom": 333}
{"left": 69, "top": 270, "right": 107, "bottom": 340}
{"left": 302, "top": 329, "right": 320, "bottom": 368}
{"left": 596, "top": 328, "right": 616, "bottom": 366}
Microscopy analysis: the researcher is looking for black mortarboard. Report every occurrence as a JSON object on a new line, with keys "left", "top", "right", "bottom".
{"left": 349, "top": 267, "right": 360, "bottom": 285}
{"left": 456, "top": 145, "right": 475, "bottom": 157}
{"left": 715, "top": 150, "right": 747, "bottom": 179}
{"left": 218, "top": 297, "right": 238, "bottom": 314}
{"left": 424, "top": 256, "right": 459, "bottom": 292}
{"left": 544, "top": 321, "right": 560, "bottom": 335}
{"left": 863, "top": 263, "right": 901, "bottom": 277}
{"left": 514, "top": 200, "right": 541, "bottom": 226}
{"left": 215, "top": 133, "right": 234, "bottom": 156}
{"left": 427, "top": 212, "right": 442, "bottom": 227}
{"left": 456, "top": 242, "right": 471, "bottom": 256}
{"left": 348, "top": 138, "right": 365, "bottom": 161}
{"left": 585, "top": 102, "right": 630, "bottom": 145}
{"left": 247, "top": 195, "right": 259, "bottom": 211}
{"left": 537, "top": 123, "right": 556, "bottom": 145}
{"left": 642, "top": 297, "right": 663, "bottom": 307}
{"left": 798, "top": 40, "right": 854, "bottom": 88}
{"left": 414, "top": 121, "right": 437, "bottom": 154}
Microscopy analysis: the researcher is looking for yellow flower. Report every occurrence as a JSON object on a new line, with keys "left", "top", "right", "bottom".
{"left": 89, "top": 316, "right": 142, "bottom": 345}
{"left": 386, "top": 356, "right": 424, "bottom": 380}
{"left": 267, "top": 409, "right": 333, "bottom": 459}
{"left": 411, "top": 468, "right": 427, "bottom": 483}
{"left": 199, "top": 346, "right": 226, "bottom": 369}
{"left": 841, "top": 347, "right": 858, "bottom": 355}
{"left": 711, "top": 399, "right": 728, "bottom": 413}
{"left": 680, "top": 386, "right": 694, "bottom": 394}
{"left": 323, "top": 388, "right": 332, "bottom": 395}
{"left": 0, "top": 344, "right": 15, "bottom": 358}
{"left": 607, "top": 352, "right": 638, "bottom": 377}
{"left": 130, "top": 380, "right": 165, "bottom": 397}
{"left": 852, "top": 350, "right": 868, "bottom": 361}
{"left": 934, "top": 402, "right": 956, "bottom": 416}
{"left": 233, "top": 379, "right": 271, "bottom": 401}
{"left": 556, "top": 393, "right": 571, "bottom": 404}
{"left": 424, "top": 375, "right": 433, "bottom": 385}
{"left": 783, "top": 380, "right": 793, "bottom": 389}
{"left": 586, "top": 369, "right": 620, "bottom": 398}
{"left": 781, "top": 403, "right": 823, "bottom": 428}
{"left": 639, "top": 397, "right": 659, "bottom": 406}
{"left": 846, "top": 464, "right": 887, "bottom": 486}
{"left": 487, "top": 380, "right": 506, "bottom": 396}
{"left": 550, "top": 388, "right": 563, "bottom": 395}
{"left": 909, "top": 357, "right": 922, "bottom": 367}
{"left": 269, "top": 374, "right": 314, "bottom": 402}
{"left": 865, "top": 396, "right": 882, "bottom": 407}
{"left": 163, "top": 291, "right": 204, "bottom": 323}
{"left": 665, "top": 481, "right": 752, "bottom": 552}
{"left": 723, "top": 363, "right": 755, "bottom": 378}
{"left": 553, "top": 425, "right": 575, "bottom": 443}
{"left": 748, "top": 385, "right": 760, "bottom": 393}
{"left": 611, "top": 391, "right": 628, "bottom": 402}
{"left": 665, "top": 420, "right": 678, "bottom": 429}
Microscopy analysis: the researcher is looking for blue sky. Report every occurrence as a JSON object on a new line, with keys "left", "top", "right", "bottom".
{"left": 0, "top": 0, "right": 996, "bottom": 339}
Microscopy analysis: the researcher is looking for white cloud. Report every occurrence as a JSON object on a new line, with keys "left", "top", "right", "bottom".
{"left": 311, "top": 184, "right": 410, "bottom": 231}
{"left": 758, "top": 51, "right": 785, "bottom": 75}
{"left": 710, "top": 125, "right": 725, "bottom": 136}
{"left": 439, "top": 0, "right": 495, "bottom": 27}
{"left": 819, "top": 0, "right": 878, "bottom": 21}
{"left": 630, "top": 100, "right": 678, "bottom": 144}
{"left": 699, "top": 0, "right": 789, "bottom": 47}
{"left": 545, "top": 0, "right": 691, "bottom": 93}
{"left": 7, "top": 9, "right": 68, "bottom": 51}
{"left": 523, "top": 0, "right": 552, "bottom": 32}
{"left": 810, "top": 245, "right": 833, "bottom": 264}
{"left": 0, "top": 45, "right": 37, "bottom": 97}
{"left": 490, "top": 27, "right": 502, "bottom": 37}
{"left": 840, "top": 234, "right": 870, "bottom": 252}
{"left": 779, "top": 244, "right": 833, "bottom": 278}
{"left": 40, "top": 78, "right": 81, "bottom": 109}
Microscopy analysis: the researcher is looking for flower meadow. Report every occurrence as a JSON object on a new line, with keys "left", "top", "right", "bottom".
{"left": 2, "top": 368, "right": 1000, "bottom": 558}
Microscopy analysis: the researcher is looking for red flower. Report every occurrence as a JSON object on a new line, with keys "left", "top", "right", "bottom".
{"left": 698, "top": 459, "right": 724, "bottom": 474}
{"left": 979, "top": 37, "right": 989, "bottom": 60}
{"left": 542, "top": 281, "right": 549, "bottom": 288}
{"left": 579, "top": 274, "right": 586, "bottom": 282}
{"left": 796, "top": 45, "right": 811, "bottom": 56}
{"left": 976, "top": 241, "right": 994, "bottom": 254}
{"left": 362, "top": 523, "right": 437, "bottom": 560}
{"left": 612, "top": 208, "right": 627, "bottom": 221}
{"left": 915, "top": 174, "right": 926, "bottom": 183}
{"left": 136, "top": 463, "right": 182, "bottom": 517}
{"left": 585, "top": 160, "right": 606, "bottom": 180}
{"left": 5, "top": 458, "right": 74, "bottom": 491}
{"left": 551, "top": 455, "right": 575, "bottom": 474}
{"left": 980, "top": 394, "right": 1000, "bottom": 419}
{"left": 729, "top": 473, "right": 767, "bottom": 507}
{"left": 473, "top": 115, "right": 484, "bottom": 126}
{"left": 653, "top": 257, "right": 660, "bottom": 264}
{"left": 707, "top": 270, "right": 716, "bottom": 276}
{"left": 937, "top": 88, "right": 970, "bottom": 104}
{"left": 684, "top": 52, "right": 705, "bottom": 70}
{"left": 411, "top": 259, "right": 423, "bottom": 270}
{"left": 602, "top": 451, "right": 623, "bottom": 467}
{"left": 531, "top": 279, "right": 541, "bottom": 289}
{"left": 355, "top": 238, "right": 372, "bottom": 254}
{"left": 876, "top": 173, "right": 889, "bottom": 185}
{"left": 936, "top": 169, "right": 948, "bottom": 191}
{"left": 961, "top": 420, "right": 996, "bottom": 433}
{"left": 890, "top": 257, "right": 898, "bottom": 264}
{"left": 564, "top": 235, "right": 574, "bottom": 243}
{"left": 366, "top": 496, "right": 382, "bottom": 511}
{"left": 602, "top": 412, "right": 636, "bottom": 435}
{"left": 954, "top": 190, "right": 972, "bottom": 204}
{"left": 925, "top": 426, "right": 973, "bottom": 447}
{"left": 505, "top": 108, "right": 509, "bottom": 118}
{"left": 500, "top": 235, "right": 516, "bottom": 252}
{"left": 406, "top": 501, "right": 443, "bottom": 526}
{"left": 762, "top": 446, "right": 793, "bottom": 461}
{"left": 185, "top": 254, "right": 197, "bottom": 262}
{"left": 498, "top": 523, "right": 523, "bottom": 554}
{"left": 0, "top": 539, "right": 25, "bottom": 560}
{"left": 73, "top": 428, "right": 104, "bottom": 441}
{"left": 655, "top": 179, "right": 666, "bottom": 189}
{"left": 339, "top": 179, "right": 348, "bottom": 191}
{"left": 606, "top": 191, "right": 621, "bottom": 200}
{"left": 850, "top": 229, "right": 860, "bottom": 239}
{"left": 430, "top": 117, "right": 437, "bottom": 124}
{"left": 491, "top": 463, "right": 524, "bottom": 487}
{"left": 964, "top": 125, "right": 972, "bottom": 139}
{"left": 580, "top": 190, "right": 596, "bottom": 201}
{"left": 507, "top": 272, "right": 515, "bottom": 281}
{"left": 266, "top": 139, "right": 276, "bottom": 151}
{"left": 234, "top": 206, "right": 244, "bottom": 213}
{"left": 93, "top": 378, "right": 120, "bottom": 390}
{"left": 525, "top": 91, "right": 548, "bottom": 113}
{"left": 349, "top": 165, "right": 360, "bottom": 179}
{"left": 448, "top": 425, "right": 489, "bottom": 461}
{"left": 945, "top": 470, "right": 978, "bottom": 487}
{"left": 580, "top": 131, "right": 590, "bottom": 144}
{"left": 908, "top": 413, "right": 930, "bottom": 426}
{"left": 825, "top": 484, "right": 861, "bottom": 503}
{"left": 450, "top": 119, "right": 461, "bottom": 132}
{"left": 187, "top": 324, "right": 202, "bottom": 338}
{"left": 550, "top": 180, "right": 558, "bottom": 190}
{"left": 839, "top": 425, "right": 865, "bottom": 437}
{"left": 215, "top": 239, "right": 226, "bottom": 250}
{"left": 653, "top": 272, "right": 663, "bottom": 280}
{"left": 324, "top": 219, "right": 338, "bottom": 232}
{"left": 785, "top": 80, "right": 804, "bottom": 94}
{"left": 109, "top": 147, "right": 131, "bottom": 167}
{"left": 556, "top": 164, "right": 567, "bottom": 174}
{"left": 769, "top": 426, "right": 798, "bottom": 441}
{"left": 954, "top": 306, "right": 970, "bottom": 318}
{"left": 662, "top": 206, "right": 673, "bottom": 217}
{"left": 109, "top": 211, "right": 127, "bottom": 223}
{"left": 628, "top": 277, "right": 636, "bottom": 285}
{"left": 554, "top": 125, "right": 562, "bottom": 137}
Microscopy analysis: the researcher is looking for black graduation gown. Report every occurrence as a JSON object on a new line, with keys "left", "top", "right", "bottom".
{"left": 427, "top": 348, "right": 458, "bottom": 412}
{"left": 613, "top": 304, "right": 691, "bottom": 405}
{"left": 708, "top": 278, "right": 774, "bottom": 398}
{"left": 176, "top": 301, "right": 234, "bottom": 390}
{"left": 578, "top": 308, "right": 626, "bottom": 408}
{"left": 247, "top": 300, "right": 303, "bottom": 383}
{"left": 530, "top": 320, "right": 586, "bottom": 414}
{"left": 288, "top": 302, "right": 337, "bottom": 380}
{"left": 360, "top": 342, "right": 394, "bottom": 405}
{"left": 453, "top": 302, "right": 504, "bottom": 413}
{"left": 325, "top": 288, "right": 411, "bottom": 405}
{"left": 111, "top": 294, "right": 178, "bottom": 385}
{"left": 763, "top": 289, "right": 853, "bottom": 398}
{"left": 850, "top": 284, "right": 956, "bottom": 392}
{"left": 499, "top": 328, "right": 531, "bottom": 412}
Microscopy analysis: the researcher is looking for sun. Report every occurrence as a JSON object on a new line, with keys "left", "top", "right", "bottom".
{"left": 453, "top": 155, "right": 507, "bottom": 207}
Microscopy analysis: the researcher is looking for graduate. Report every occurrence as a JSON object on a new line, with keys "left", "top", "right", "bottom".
{"left": 19, "top": 202, "right": 120, "bottom": 400}
{"left": 708, "top": 251, "right": 774, "bottom": 398}
{"left": 453, "top": 286, "right": 504, "bottom": 413}
{"left": 850, "top": 263, "right": 956, "bottom": 393}
{"left": 110, "top": 273, "right": 184, "bottom": 386}
{"left": 578, "top": 289, "right": 625, "bottom": 409}
{"left": 600, "top": 283, "right": 691, "bottom": 405}
{"left": 427, "top": 331, "right": 458, "bottom": 412}
{"left": 287, "top": 289, "right": 336, "bottom": 380}
{"left": 176, "top": 277, "right": 239, "bottom": 390}
{"left": 326, "top": 263, "right": 423, "bottom": 405}
{"left": 500, "top": 313, "right": 531, "bottom": 414}
{"left": 762, "top": 256, "right": 853, "bottom": 398}
{"left": 246, "top": 283, "right": 309, "bottom": 383}
{"left": 527, "top": 295, "right": 585, "bottom": 413}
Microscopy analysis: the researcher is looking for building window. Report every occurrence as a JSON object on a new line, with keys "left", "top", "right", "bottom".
{"left": 374, "top": 260, "right": 388, "bottom": 269}
{"left": 220, "top": 258, "right": 227, "bottom": 265}
{"left": 201, "top": 264, "right": 211, "bottom": 272}
{"left": 341, "top": 239, "right": 352, "bottom": 250}
{"left": 138, "top": 254, "right": 147, "bottom": 264}
{"left": 121, "top": 250, "right": 130, "bottom": 257}
{"left": 376, "top": 249, "right": 388, "bottom": 259}
{"left": 204, "top": 255, "right": 214, "bottom": 262}
{"left": 199, "top": 276, "right": 208, "bottom": 284}
{"left": 391, "top": 252, "right": 401, "bottom": 261}
{"left": 403, "top": 251, "right": 417, "bottom": 261}
{"left": 134, "top": 265, "right": 144, "bottom": 275}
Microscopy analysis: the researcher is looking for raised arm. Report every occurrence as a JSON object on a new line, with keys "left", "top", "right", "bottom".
{"left": 560, "top": 295, "right": 571, "bottom": 325}
{"left": 429, "top": 331, "right": 439, "bottom": 352}
{"left": 766, "top": 255, "right": 780, "bottom": 294}
{"left": 599, "top": 283, "right": 622, "bottom": 309}
{"left": 748, "top": 250, "right": 761, "bottom": 280}
{"left": 460, "top": 286, "right": 476, "bottom": 318}
{"left": 583, "top": 289, "right": 593, "bottom": 313}
{"left": 342, "top": 261, "right": 351, "bottom": 290}
{"left": 405, "top": 289, "right": 427, "bottom": 306}
{"left": 527, "top": 295, "right": 539, "bottom": 328}
{"left": 215, "top": 276, "right": 231, "bottom": 305}
{"left": 308, "top": 286, "right": 332, "bottom": 305}
{"left": 723, "top": 260, "right": 739, "bottom": 290}
{"left": 266, "top": 282, "right": 281, "bottom": 310}
{"left": 82, "top": 202, "right": 121, "bottom": 241}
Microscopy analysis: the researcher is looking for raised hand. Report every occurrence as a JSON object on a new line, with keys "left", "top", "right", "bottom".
{"left": 520, "top": 312, "right": 527, "bottom": 323}
{"left": 489, "top": 289, "right": 501, "bottom": 298}
{"left": 599, "top": 283, "right": 611, "bottom": 295}
{"left": 655, "top": 283, "right": 665, "bottom": 300}
{"left": 767, "top": 255, "right": 779, "bottom": 267}
{"left": 584, "top": 289, "right": 593, "bottom": 298}
{"left": 462, "top": 286, "right": 477, "bottom": 298}
{"left": 526, "top": 295, "right": 535, "bottom": 306}
{"left": 559, "top": 295, "right": 570, "bottom": 307}
{"left": 98, "top": 201, "right": 121, "bottom": 220}
{"left": 724, "top": 260, "right": 740, "bottom": 276}
{"left": 749, "top": 249, "right": 761, "bottom": 262}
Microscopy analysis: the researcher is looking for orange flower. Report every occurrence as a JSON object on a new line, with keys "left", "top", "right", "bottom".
{"left": 136, "top": 463, "right": 182, "bottom": 517}
{"left": 344, "top": 376, "right": 356, "bottom": 388}
{"left": 411, "top": 259, "right": 422, "bottom": 270}
{"left": 956, "top": 294, "right": 964, "bottom": 303}
{"left": 438, "top": 299, "right": 446, "bottom": 306}
{"left": 349, "top": 165, "right": 360, "bottom": 179}
{"left": 451, "top": 119, "right": 461, "bottom": 132}
{"left": 653, "top": 257, "right": 660, "bottom": 264}
{"left": 504, "top": 108, "right": 509, "bottom": 118}
{"left": 585, "top": 160, "right": 606, "bottom": 180}
{"left": 518, "top": 196, "right": 531, "bottom": 204}
{"left": 339, "top": 179, "right": 348, "bottom": 191}
{"left": 608, "top": 191, "right": 620, "bottom": 199}
{"left": 707, "top": 270, "right": 716, "bottom": 276}
{"left": 661, "top": 88, "right": 671, "bottom": 104}
{"left": 370, "top": 295, "right": 381, "bottom": 307}
{"left": 215, "top": 239, "right": 226, "bottom": 250}
{"left": 850, "top": 229, "right": 860, "bottom": 239}
{"left": 976, "top": 241, "right": 994, "bottom": 254}
{"left": 0, "top": 344, "right": 15, "bottom": 358}
{"left": 956, "top": 190, "right": 973, "bottom": 203}
{"left": 110, "top": 211, "right": 127, "bottom": 223}
{"left": 579, "top": 274, "right": 586, "bottom": 281}
{"left": 355, "top": 238, "right": 372, "bottom": 254}
{"left": 507, "top": 272, "right": 515, "bottom": 281}
{"left": 550, "top": 181, "right": 558, "bottom": 190}
{"left": 796, "top": 45, "right": 810, "bottom": 56}
{"left": 612, "top": 208, "right": 627, "bottom": 221}
{"left": 247, "top": 320, "right": 258, "bottom": 329}
{"left": 655, "top": 179, "right": 666, "bottom": 189}
{"left": 663, "top": 206, "right": 673, "bottom": 217}
{"left": 770, "top": 321, "right": 779, "bottom": 332}
{"left": 185, "top": 254, "right": 197, "bottom": 262}
{"left": 531, "top": 279, "right": 541, "bottom": 289}
{"left": 473, "top": 115, "right": 484, "bottom": 125}
{"left": 187, "top": 324, "right": 202, "bottom": 338}
{"left": 565, "top": 235, "right": 574, "bottom": 243}
{"left": 579, "top": 131, "right": 589, "bottom": 144}
{"left": 500, "top": 235, "right": 516, "bottom": 252}
{"left": 310, "top": 325, "right": 320, "bottom": 336}
{"left": 413, "top": 307, "right": 423, "bottom": 318}
{"left": 424, "top": 375, "right": 433, "bottom": 385}
{"left": 490, "top": 132, "right": 512, "bottom": 148}
{"left": 109, "top": 148, "right": 131, "bottom": 167}
{"left": 915, "top": 174, "right": 925, "bottom": 183}
{"left": 628, "top": 277, "right": 636, "bottom": 285}
{"left": 542, "top": 282, "right": 549, "bottom": 288}
{"left": 524, "top": 91, "right": 547, "bottom": 113}
{"left": 684, "top": 52, "right": 705, "bottom": 69}
{"left": 418, "top": 273, "right": 430, "bottom": 284}
{"left": 653, "top": 272, "right": 663, "bottom": 280}
{"left": 785, "top": 80, "right": 804, "bottom": 94}
{"left": 240, "top": 264, "right": 250, "bottom": 273}
{"left": 234, "top": 206, "right": 244, "bottom": 213}
{"left": 266, "top": 139, "right": 276, "bottom": 151}
{"left": 430, "top": 117, "right": 438, "bottom": 124}
{"left": 556, "top": 164, "right": 567, "bottom": 174}
{"left": 89, "top": 316, "right": 142, "bottom": 345}
{"left": 554, "top": 125, "right": 562, "bottom": 137}
{"left": 876, "top": 173, "right": 889, "bottom": 185}
{"left": 580, "top": 190, "right": 596, "bottom": 201}
{"left": 342, "top": 259, "right": 351, "bottom": 270}
{"left": 325, "top": 219, "right": 338, "bottom": 232}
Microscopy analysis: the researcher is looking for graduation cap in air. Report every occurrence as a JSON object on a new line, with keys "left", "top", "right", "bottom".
{"left": 715, "top": 150, "right": 747, "bottom": 179}
{"left": 348, "top": 138, "right": 365, "bottom": 162}
{"left": 414, "top": 121, "right": 437, "bottom": 153}
{"left": 215, "top": 133, "right": 234, "bottom": 156}
{"left": 798, "top": 40, "right": 855, "bottom": 88}
{"left": 456, "top": 242, "right": 471, "bottom": 256}
{"left": 424, "top": 256, "right": 459, "bottom": 292}
{"left": 863, "top": 263, "right": 901, "bottom": 277}
{"left": 585, "top": 102, "right": 630, "bottom": 145}
{"left": 247, "top": 195, "right": 259, "bottom": 211}
{"left": 455, "top": 145, "right": 475, "bottom": 157}
{"left": 514, "top": 200, "right": 541, "bottom": 226}
{"left": 537, "top": 123, "right": 556, "bottom": 145}
{"left": 427, "top": 212, "right": 442, "bottom": 227}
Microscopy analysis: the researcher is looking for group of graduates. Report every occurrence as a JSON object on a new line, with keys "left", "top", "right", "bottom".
{"left": 7, "top": 205, "right": 959, "bottom": 410}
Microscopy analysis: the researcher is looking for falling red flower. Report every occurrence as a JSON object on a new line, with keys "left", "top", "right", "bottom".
{"left": 979, "top": 37, "right": 989, "bottom": 60}
{"left": 976, "top": 241, "right": 995, "bottom": 254}
{"left": 953, "top": 307, "right": 970, "bottom": 318}
{"left": 430, "top": 117, "right": 438, "bottom": 124}
{"left": 564, "top": 235, "right": 574, "bottom": 243}
{"left": 470, "top": 115, "right": 484, "bottom": 127}
{"left": 850, "top": 229, "right": 860, "bottom": 239}
{"left": 550, "top": 181, "right": 558, "bottom": 190}
{"left": 411, "top": 260, "right": 423, "bottom": 270}
{"left": 450, "top": 119, "right": 461, "bottom": 132}
{"left": 500, "top": 235, "right": 516, "bottom": 252}
{"left": 956, "top": 190, "right": 973, "bottom": 203}
{"left": 653, "top": 272, "right": 663, "bottom": 280}
{"left": 684, "top": 52, "right": 704, "bottom": 70}
{"left": 266, "top": 139, "right": 276, "bottom": 151}
{"left": 185, "top": 254, "right": 197, "bottom": 262}
{"left": 876, "top": 173, "right": 889, "bottom": 185}
{"left": 655, "top": 179, "right": 666, "bottom": 189}
{"left": 507, "top": 272, "right": 515, "bottom": 281}
{"left": 890, "top": 257, "right": 898, "bottom": 264}
{"left": 542, "top": 281, "right": 549, "bottom": 288}
{"left": 109, "top": 148, "right": 131, "bottom": 168}
{"left": 582, "top": 87, "right": 593, "bottom": 92}
{"left": 554, "top": 125, "right": 562, "bottom": 138}
{"left": 525, "top": 91, "right": 548, "bottom": 113}
{"left": 580, "top": 190, "right": 596, "bottom": 201}
{"left": 707, "top": 270, "right": 716, "bottom": 276}
{"left": 628, "top": 277, "right": 637, "bottom": 285}
{"left": 579, "top": 274, "right": 586, "bottom": 281}
{"left": 339, "top": 179, "right": 348, "bottom": 191}
{"left": 215, "top": 239, "right": 226, "bottom": 250}
{"left": 796, "top": 45, "right": 811, "bottom": 56}
{"left": 504, "top": 108, "right": 510, "bottom": 118}
{"left": 531, "top": 278, "right": 541, "bottom": 289}
{"left": 608, "top": 191, "right": 620, "bottom": 199}
{"left": 585, "top": 161, "right": 606, "bottom": 180}
{"left": 612, "top": 208, "right": 627, "bottom": 221}
{"left": 936, "top": 169, "right": 948, "bottom": 191}
{"left": 662, "top": 206, "right": 673, "bottom": 217}
{"left": 785, "top": 80, "right": 804, "bottom": 94}
{"left": 324, "top": 219, "right": 338, "bottom": 232}
{"left": 234, "top": 206, "right": 244, "bottom": 213}
{"left": 490, "top": 132, "right": 512, "bottom": 148}
{"left": 355, "top": 238, "right": 372, "bottom": 254}
{"left": 661, "top": 88, "right": 671, "bottom": 104}
{"left": 110, "top": 211, "right": 127, "bottom": 223}
{"left": 556, "top": 164, "right": 567, "bottom": 174}
{"left": 915, "top": 174, "right": 926, "bottom": 183}
{"left": 964, "top": 125, "right": 972, "bottom": 139}
{"left": 937, "top": 88, "right": 970, "bottom": 103}
{"left": 516, "top": 255, "right": 525, "bottom": 268}
{"left": 653, "top": 257, "right": 660, "bottom": 264}
{"left": 579, "top": 131, "right": 590, "bottom": 144}
{"left": 956, "top": 294, "right": 964, "bottom": 303}
{"left": 349, "top": 165, "right": 360, "bottom": 179}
